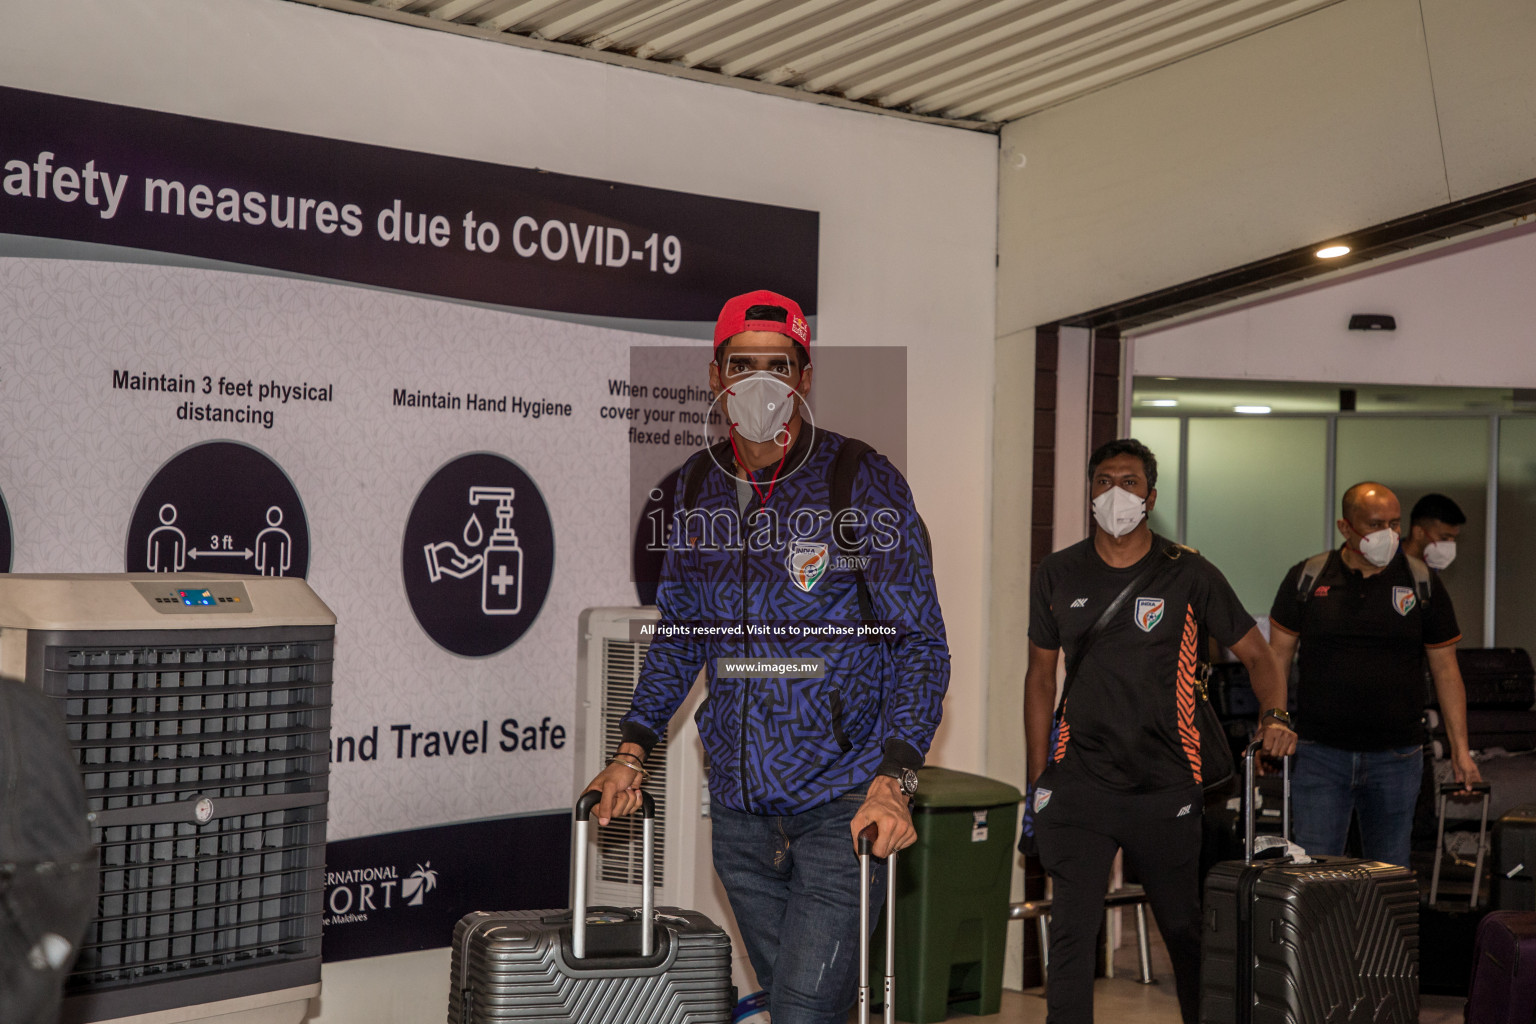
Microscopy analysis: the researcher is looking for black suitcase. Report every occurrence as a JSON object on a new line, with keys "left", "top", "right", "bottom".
{"left": 1207, "top": 662, "right": 1259, "bottom": 719}
{"left": 1199, "top": 743, "right": 1420, "bottom": 1023}
{"left": 448, "top": 792, "right": 732, "bottom": 1023}
{"left": 1453, "top": 648, "right": 1536, "bottom": 710}
{"left": 1493, "top": 806, "right": 1536, "bottom": 911}
{"left": 1421, "top": 782, "right": 1493, "bottom": 996}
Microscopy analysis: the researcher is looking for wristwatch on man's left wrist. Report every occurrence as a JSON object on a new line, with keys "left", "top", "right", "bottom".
{"left": 877, "top": 766, "right": 920, "bottom": 796}
{"left": 1262, "top": 708, "right": 1294, "bottom": 730}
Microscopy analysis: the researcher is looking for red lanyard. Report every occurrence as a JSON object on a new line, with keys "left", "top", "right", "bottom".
{"left": 730, "top": 433, "right": 790, "bottom": 506}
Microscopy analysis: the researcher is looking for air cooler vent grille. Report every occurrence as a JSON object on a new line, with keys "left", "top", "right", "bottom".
{"left": 43, "top": 634, "right": 332, "bottom": 994}
{"left": 598, "top": 637, "right": 665, "bottom": 886}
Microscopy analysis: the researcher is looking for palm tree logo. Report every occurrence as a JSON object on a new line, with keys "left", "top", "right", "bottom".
{"left": 402, "top": 862, "right": 439, "bottom": 906}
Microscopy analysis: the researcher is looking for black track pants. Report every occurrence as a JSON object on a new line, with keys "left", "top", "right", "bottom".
{"left": 1033, "top": 757, "right": 1203, "bottom": 1024}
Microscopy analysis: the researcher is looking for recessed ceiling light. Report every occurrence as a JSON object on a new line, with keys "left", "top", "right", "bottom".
{"left": 1155, "top": 377, "right": 1177, "bottom": 381}
{"left": 1234, "top": 405, "right": 1272, "bottom": 414}
{"left": 1142, "top": 399, "right": 1178, "bottom": 407}
{"left": 1316, "top": 245, "right": 1350, "bottom": 259}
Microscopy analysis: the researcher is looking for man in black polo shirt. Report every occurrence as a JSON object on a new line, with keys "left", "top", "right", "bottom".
{"left": 1269, "top": 481, "right": 1482, "bottom": 868}
{"left": 1025, "top": 438, "right": 1294, "bottom": 1024}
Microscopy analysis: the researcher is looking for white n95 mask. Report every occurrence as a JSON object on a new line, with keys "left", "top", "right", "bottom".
{"left": 724, "top": 372, "right": 797, "bottom": 444}
{"left": 1423, "top": 539, "right": 1456, "bottom": 570}
{"left": 1092, "top": 486, "right": 1146, "bottom": 538}
{"left": 1358, "top": 528, "right": 1400, "bottom": 567}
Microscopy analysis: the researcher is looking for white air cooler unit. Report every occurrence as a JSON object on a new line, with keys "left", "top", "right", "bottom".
{"left": 0, "top": 573, "right": 336, "bottom": 1024}
{"left": 574, "top": 607, "right": 759, "bottom": 997}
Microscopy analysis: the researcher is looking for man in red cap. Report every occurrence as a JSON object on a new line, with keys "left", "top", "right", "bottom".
{"left": 585, "top": 290, "right": 951, "bottom": 1024}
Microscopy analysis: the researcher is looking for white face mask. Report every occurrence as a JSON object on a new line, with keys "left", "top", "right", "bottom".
{"left": 724, "top": 372, "right": 797, "bottom": 444}
{"left": 1092, "top": 486, "right": 1146, "bottom": 538}
{"left": 1357, "top": 527, "right": 1400, "bottom": 568}
{"left": 1423, "top": 539, "right": 1456, "bottom": 570}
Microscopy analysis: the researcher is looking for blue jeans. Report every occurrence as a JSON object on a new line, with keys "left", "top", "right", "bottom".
{"left": 1290, "top": 739, "right": 1423, "bottom": 867}
{"left": 710, "top": 789, "right": 885, "bottom": 1024}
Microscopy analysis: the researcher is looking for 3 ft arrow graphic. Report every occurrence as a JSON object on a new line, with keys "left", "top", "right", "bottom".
{"left": 188, "top": 548, "right": 253, "bottom": 559}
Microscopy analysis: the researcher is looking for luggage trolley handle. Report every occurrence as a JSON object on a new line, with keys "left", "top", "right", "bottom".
{"left": 857, "top": 824, "right": 897, "bottom": 1024}
{"left": 1429, "top": 780, "right": 1492, "bottom": 906}
{"left": 572, "top": 790, "right": 655, "bottom": 960}
{"left": 1242, "top": 740, "right": 1291, "bottom": 863}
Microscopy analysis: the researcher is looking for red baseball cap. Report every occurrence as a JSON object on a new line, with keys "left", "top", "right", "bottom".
{"left": 713, "top": 290, "right": 811, "bottom": 351}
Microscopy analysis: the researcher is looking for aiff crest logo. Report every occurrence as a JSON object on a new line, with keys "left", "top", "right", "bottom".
{"left": 1392, "top": 586, "right": 1416, "bottom": 616}
{"left": 787, "top": 541, "right": 828, "bottom": 592}
{"left": 1135, "top": 597, "right": 1165, "bottom": 632}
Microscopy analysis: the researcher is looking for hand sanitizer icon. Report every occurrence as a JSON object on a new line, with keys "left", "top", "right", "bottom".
{"left": 469, "top": 486, "right": 522, "bottom": 615}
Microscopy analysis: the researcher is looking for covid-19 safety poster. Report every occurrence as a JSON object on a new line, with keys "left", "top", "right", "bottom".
{"left": 0, "top": 85, "right": 820, "bottom": 958}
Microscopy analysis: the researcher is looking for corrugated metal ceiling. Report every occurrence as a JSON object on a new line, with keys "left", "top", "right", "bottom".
{"left": 297, "top": 0, "right": 1346, "bottom": 130}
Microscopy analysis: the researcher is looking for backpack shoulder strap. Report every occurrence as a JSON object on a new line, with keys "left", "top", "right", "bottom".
{"left": 829, "top": 438, "right": 873, "bottom": 544}
{"left": 680, "top": 442, "right": 732, "bottom": 513}
{"left": 828, "top": 439, "right": 876, "bottom": 623}
{"left": 1405, "top": 553, "right": 1432, "bottom": 606}
{"left": 1296, "top": 551, "right": 1332, "bottom": 602}
{"left": 830, "top": 438, "right": 933, "bottom": 556}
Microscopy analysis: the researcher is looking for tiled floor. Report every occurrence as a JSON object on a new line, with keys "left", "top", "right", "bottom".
{"left": 953, "top": 986, "right": 1466, "bottom": 1023}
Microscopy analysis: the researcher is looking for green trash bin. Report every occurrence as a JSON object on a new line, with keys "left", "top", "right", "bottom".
{"left": 871, "top": 766, "right": 1021, "bottom": 1022}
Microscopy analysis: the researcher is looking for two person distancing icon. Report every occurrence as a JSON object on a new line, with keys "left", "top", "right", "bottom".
{"left": 145, "top": 503, "right": 293, "bottom": 576}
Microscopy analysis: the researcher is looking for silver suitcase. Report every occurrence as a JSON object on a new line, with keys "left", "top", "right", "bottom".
{"left": 448, "top": 792, "right": 732, "bottom": 1023}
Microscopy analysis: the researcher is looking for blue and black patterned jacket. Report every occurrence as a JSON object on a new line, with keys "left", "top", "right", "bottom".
{"left": 621, "top": 427, "right": 950, "bottom": 815}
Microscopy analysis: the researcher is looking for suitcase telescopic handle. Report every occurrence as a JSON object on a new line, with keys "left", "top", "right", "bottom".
{"left": 857, "top": 824, "right": 897, "bottom": 1024}
{"left": 1243, "top": 740, "right": 1291, "bottom": 863}
{"left": 572, "top": 790, "right": 655, "bottom": 960}
{"left": 1430, "top": 781, "right": 1492, "bottom": 906}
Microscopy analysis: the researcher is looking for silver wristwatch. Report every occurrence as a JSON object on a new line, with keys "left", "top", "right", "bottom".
{"left": 879, "top": 766, "right": 919, "bottom": 796}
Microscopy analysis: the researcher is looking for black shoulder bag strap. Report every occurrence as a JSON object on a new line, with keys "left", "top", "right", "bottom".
{"left": 1055, "top": 545, "right": 1174, "bottom": 714}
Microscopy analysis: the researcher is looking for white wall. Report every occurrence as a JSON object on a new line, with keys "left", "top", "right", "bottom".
{"left": 1134, "top": 220, "right": 1536, "bottom": 386}
{"left": 0, "top": 2, "right": 997, "bottom": 1019}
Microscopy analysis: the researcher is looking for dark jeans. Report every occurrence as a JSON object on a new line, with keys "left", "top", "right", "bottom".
{"left": 710, "top": 789, "right": 885, "bottom": 1024}
{"left": 1290, "top": 739, "right": 1423, "bottom": 867}
{"left": 1034, "top": 758, "right": 1203, "bottom": 1024}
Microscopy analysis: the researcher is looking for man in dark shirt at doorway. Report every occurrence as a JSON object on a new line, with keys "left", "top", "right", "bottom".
{"left": 1401, "top": 492, "right": 1466, "bottom": 571}
{"left": 1268, "top": 481, "right": 1482, "bottom": 869}
{"left": 1024, "top": 438, "right": 1295, "bottom": 1024}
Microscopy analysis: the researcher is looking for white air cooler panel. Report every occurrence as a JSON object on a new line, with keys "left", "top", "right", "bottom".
{"left": 574, "top": 606, "right": 759, "bottom": 1000}
{"left": 0, "top": 573, "right": 336, "bottom": 1024}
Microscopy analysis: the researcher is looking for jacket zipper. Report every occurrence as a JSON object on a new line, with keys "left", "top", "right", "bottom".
{"left": 829, "top": 689, "right": 851, "bottom": 753}
{"left": 738, "top": 492, "right": 753, "bottom": 814}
